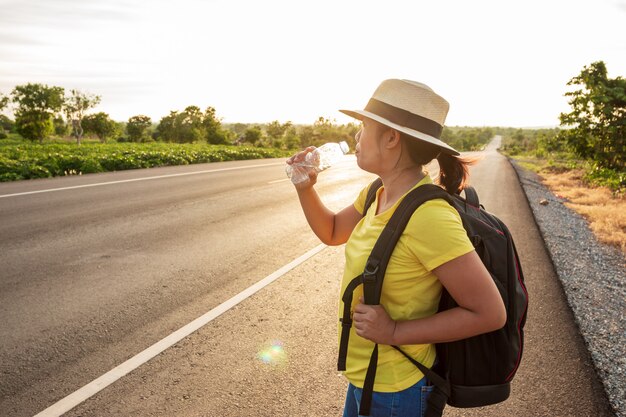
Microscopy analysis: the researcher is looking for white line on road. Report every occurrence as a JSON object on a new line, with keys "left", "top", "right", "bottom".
{"left": 268, "top": 178, "right": 290, "bottom": 184}
{"left": 0, "top": 162, "right": 284, "bottom": 199}
{"left": 33, "top": 243, "right": 327, "bottom": 417}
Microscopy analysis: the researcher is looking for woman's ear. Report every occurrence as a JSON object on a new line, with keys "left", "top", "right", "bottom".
{"left": 385, "top": 129, "right": 401, "bottom": 149}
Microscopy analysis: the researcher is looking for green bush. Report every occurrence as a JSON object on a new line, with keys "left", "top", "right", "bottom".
{"left": 583, "top": 163, "right": 626, "bottom": 193}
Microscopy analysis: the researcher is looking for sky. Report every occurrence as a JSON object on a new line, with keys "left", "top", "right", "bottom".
{"left": 1, "top": 0, "right": 625, "bottom": 128}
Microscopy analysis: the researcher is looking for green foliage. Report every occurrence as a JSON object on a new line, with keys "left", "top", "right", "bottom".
{"left": 227, "top": 123, "right": 249, "bottom": 137}
{"left": 242, "top": 126, "right": 263, "bottom": 145}
{"left": 14, "top": 111, "right": 55, "bottom": 143}
{"left": 11, "top": 83, "right": 65, "bottom": 113}
{"left": 266, "top": 120, "right": 290, "bottom": 140}
{"left": 11, "top": 83, "right": 65, "bottom": 143}
{"left": 156, "top": 106, "right": 231, "bottom": 144}
{"left": 203, "top": 106, "right": 229, "bottom": 144}
{"left": 499, "top": 128, "right": 565, "bottom": 158}
{"left": 126, "top": 115, "right": 152, "bottom": 142}
{"left": 53, "top": 117, "right": 68, "bottom": 136}
{"left": 0, "top": 115, "right": 14, "bottom": 133}
{"left": 583, "top": 163, "right": 626, "bottom": 193}
{"left": 230, "top": 121, "right": 307, "bottom": 149}
{"left": 0, "top": 141, "right": 291, "bottom": 181}
{"left": 283, "top": 125, "right": 300, "bottom": 150}
{"left": 82, "top": 112, "right": 118, "bottom": 142}
{"left": 158, "top": 106, "right": 206, "bottom": 143}
{"left": 500, "top": 127, "right": 625, "bottom": 192}
{"left": 294, "top": 117, "right": 358, "bottom": 151}
{"left": 559, "top": 61, "right": 625, "bottom": 171}
{"left": 64, "top": 89, "right": 101, "bottom": 145}
{"left": 0, "top": 93, "right": 8, "bottom": 111}
{"left": 261, "top": 120, "right": 301, "bottom": 149}
{"left": 441, "top": 126, "right": 495, "bottom": 151}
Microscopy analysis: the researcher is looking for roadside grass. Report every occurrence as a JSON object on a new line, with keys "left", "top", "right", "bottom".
{"left": 510, "top": 154, "right": 626, "bottom": 254}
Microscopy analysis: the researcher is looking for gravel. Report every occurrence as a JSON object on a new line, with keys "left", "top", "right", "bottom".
{"left": 511, "top": 160, "right": 626, "bottom": 417}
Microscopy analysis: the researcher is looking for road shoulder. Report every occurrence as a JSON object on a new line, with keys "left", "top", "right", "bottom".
{"left": 510, "top": 159, "right": 625, "bottom": 417}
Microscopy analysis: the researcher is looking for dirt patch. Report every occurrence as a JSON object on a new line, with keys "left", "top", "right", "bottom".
{"left": 539, "top": 168, "right": 626, "bottom": 254}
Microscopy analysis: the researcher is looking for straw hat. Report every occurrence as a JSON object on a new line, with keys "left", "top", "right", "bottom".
{"left": 340, "top": 79, "right": 459, "bottom": 155}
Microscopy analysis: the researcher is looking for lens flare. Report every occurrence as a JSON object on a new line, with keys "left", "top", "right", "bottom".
{"left": 256, "top": 340, "right": 287, "bottom": 367}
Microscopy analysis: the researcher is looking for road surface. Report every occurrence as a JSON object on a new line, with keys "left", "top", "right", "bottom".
{"left": 0, "top": 139, "right": 613, "bottom": 416}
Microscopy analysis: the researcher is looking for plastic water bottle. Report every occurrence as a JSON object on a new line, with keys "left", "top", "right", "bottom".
{"left": 286, "top": 141, "right": 350, "bottom": 184}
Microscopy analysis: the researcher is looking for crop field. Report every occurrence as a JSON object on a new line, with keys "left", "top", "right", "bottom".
{"left": 0, "top": 140, "right": 291, "bottom": 181}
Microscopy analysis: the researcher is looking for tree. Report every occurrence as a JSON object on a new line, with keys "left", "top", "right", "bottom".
{"left": 64, "top": 89, "right": 101, "bottom": 145}
{"left": 11, "top": 83, "right": 64, "bottom": 143}
{"left": 203, "top": 106, "right": 228, "bottom": 144}
{"left": 0, "top": 94, "right": 11, "bottom": 138}
{"left": 53, "top": 116, "right": 68, "bottom": 136}
{"left": 266, "top": 120, "right": 290, "bottom": 140}
{"left": 157, "top": 106, "right": 230, "bottom": 144}
{"left": 228, "top": 123, "right": 249, "bottom": 137}
{"left": 156, "top": 111, "right": 178, "bottom": 142}
{"left": 83, "top": 112, "right": 118, "bottom": 143}
{"left": 298, "top": 124, "right": 315, "bottom": 148}
{"left": 179, "top": 106, "right": 205, "bottom": 142}
{"left": 283, "top": 125, "right": 301, "bottom": 150}
{"left": 0, "top": 115, "right": 14, "bottom": 132}
{"left": 157, "top": 106, "right": 206, "bottom": 143}
{"left": 126, "top": 115, "right": 152, "bottom": 142}
{"left": 242, "top": 126, "right": 263, "bottom": 145}
{"left": 559, "top": 61, "right": 626, "bottom": 170}
{"left": 0, "top": 93, "right": 8, "bottom": 112}
{"left": 265, "top": 120, "right": 295, "bottom": 149}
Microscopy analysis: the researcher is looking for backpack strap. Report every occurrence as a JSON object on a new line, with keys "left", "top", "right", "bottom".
{"left": 362, "top": 183, "right": 451, "bottom": 305}
{"left": 462, "top": 186, "right": 479, "bottom": 208}
{"left": 391, "top": 345, "right": 451, "bottom": 417}
{"left": 363, "top": 177, "right": 383, "bottom": 216}
{"left": 337, "top": 275, "right": 366, "bottom": 371}
{"left": 356, "top": 183, "right": 454, "bottom": 416}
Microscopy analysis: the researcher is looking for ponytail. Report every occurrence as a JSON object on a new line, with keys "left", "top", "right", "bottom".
{"left": 402, "top": 132, "right": 478, "bottom": 194}
{"left": 436, "top": 153, "right": 477, "bottom": 194}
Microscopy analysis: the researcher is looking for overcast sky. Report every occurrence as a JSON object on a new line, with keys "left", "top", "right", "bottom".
{"left": 1, "top": 0, "right": 625, "bottom": 127}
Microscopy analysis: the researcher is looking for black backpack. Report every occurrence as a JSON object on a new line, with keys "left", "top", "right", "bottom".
{"left": 338, "top": 178, "right": 528, "bottom": 417}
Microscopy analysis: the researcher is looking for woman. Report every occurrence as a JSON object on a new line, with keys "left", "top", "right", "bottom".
{"left": 287, "top": 79, "right": 506, "bottom": 417}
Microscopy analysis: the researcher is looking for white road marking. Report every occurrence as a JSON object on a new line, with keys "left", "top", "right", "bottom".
{"left": 268, "top": 178, "right": 290, "bottom": 184}
{"left": 0, "top": 162, "right": 284, "bottom": 199}
{"left": 33, "top": 243, "right": 327, "bottom": 417}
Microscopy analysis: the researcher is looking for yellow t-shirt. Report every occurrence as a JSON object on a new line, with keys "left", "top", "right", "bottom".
{"left": 339, "top": 176, "right": 474, "bottom": 392}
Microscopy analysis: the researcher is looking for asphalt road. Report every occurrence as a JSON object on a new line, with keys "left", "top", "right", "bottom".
{"left": 0, "top": 139, "right": 614, "bottom": 416}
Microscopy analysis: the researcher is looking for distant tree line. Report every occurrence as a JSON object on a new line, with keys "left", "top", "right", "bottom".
{"left": 0, "top": 83, "right": 362, "bottom": 149}
{"left": 498, "top": 127, "right": 563, "bottom": 158}
{"left": 0, "top": 87, "right": 497, "bottom": 154}
{"left": 441, "top": 126, "right": 495, "bottom": 151}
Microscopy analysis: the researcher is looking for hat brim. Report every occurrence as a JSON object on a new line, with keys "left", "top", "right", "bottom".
{"left": 339, "top": 109, "right": 460, "bottom": 156}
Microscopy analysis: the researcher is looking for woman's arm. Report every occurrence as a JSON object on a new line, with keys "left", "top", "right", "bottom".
{"left": 353, "top": 250, "right": 507, "bottom": 345}
{"left": 288, "top": 148, "right": 362, "bottom": 246}
{"left": 296, "top": 186, "right": 362, "bottom": 245}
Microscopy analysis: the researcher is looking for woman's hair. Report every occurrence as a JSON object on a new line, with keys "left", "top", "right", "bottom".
{"left": 401, "top": 132, "right": 476, "bottom": 194}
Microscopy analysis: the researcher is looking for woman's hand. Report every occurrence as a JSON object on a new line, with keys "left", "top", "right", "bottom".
{"left": 353, "top": 297, "right": 397, "bottom": 345}
{"left": 286, "top": 146, "right": 318, "bottom": 189}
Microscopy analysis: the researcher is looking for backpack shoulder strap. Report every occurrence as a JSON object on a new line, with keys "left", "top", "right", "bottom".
{"left": 463, "top": 185, "right": 479, "bottom": 208}
{"left": 363, "top": 177, "right": 383, "bottom": 216}
{"left": 362, "top": 183, "right": 450, "bottom": 304}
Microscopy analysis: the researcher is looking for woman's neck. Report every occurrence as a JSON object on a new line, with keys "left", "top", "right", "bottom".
{"left": 377, "top": 167, "right": 425, "bottom": 213}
